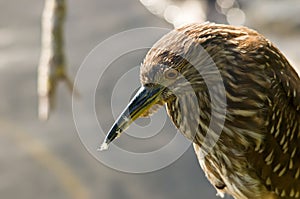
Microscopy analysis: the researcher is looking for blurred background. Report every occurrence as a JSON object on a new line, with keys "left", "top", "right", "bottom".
{"left": 0, "top": 0, "right": 299, "bottom": 199}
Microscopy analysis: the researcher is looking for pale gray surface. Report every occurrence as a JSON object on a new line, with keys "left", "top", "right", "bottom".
{"left": 0, "top": 1, "right": 299, "bottom": 199}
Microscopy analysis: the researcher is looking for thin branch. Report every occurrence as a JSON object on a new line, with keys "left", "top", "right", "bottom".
{"left": 38, "top": 0, "right": 74, "bottom": 120}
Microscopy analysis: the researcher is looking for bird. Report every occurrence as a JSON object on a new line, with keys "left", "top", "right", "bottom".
{"left": 100, "top": 22, "right": 300, "bottom": 199}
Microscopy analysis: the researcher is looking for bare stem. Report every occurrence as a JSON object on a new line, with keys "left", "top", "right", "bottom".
{"left": 38, "top": 0, "right": 74, "bottom": 120}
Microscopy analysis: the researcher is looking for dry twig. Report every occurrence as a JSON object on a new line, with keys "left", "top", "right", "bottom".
{"left": 38, "top": 0, "right": 73, "bottom": 120}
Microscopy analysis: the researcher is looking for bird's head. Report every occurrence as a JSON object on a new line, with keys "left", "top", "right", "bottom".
{"left": 99, "top": 23, "right": 224, "bottom": 150}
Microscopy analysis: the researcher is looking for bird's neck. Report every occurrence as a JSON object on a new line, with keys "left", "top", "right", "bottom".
{"left": 166, "top": 91, "right": 213, "bottom": 147}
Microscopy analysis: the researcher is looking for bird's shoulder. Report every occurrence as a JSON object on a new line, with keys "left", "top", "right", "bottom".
{"left": 245, "top": 43, "right": 300, "bottom": 198}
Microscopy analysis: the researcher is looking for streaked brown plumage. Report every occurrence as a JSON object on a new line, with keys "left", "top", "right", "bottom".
{"left": 101, "top": 23, "right": 300, "bottom": 199}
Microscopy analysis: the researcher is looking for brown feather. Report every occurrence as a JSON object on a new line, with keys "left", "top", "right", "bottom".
{"left": 141, "top": 22, "right": 300, "bottom": 199}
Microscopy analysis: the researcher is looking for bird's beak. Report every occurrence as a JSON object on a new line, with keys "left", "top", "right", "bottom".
{"left": 99, "top": 85, "right": 164, "bottom": 151}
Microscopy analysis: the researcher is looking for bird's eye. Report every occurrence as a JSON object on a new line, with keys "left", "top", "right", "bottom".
{"left": 164, "top": 69, "right": 178, "bottom": 79}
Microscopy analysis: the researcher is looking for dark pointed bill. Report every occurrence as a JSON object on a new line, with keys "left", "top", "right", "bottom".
{"left": 98, "top": 85, "right": 164, "bottom": 151}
